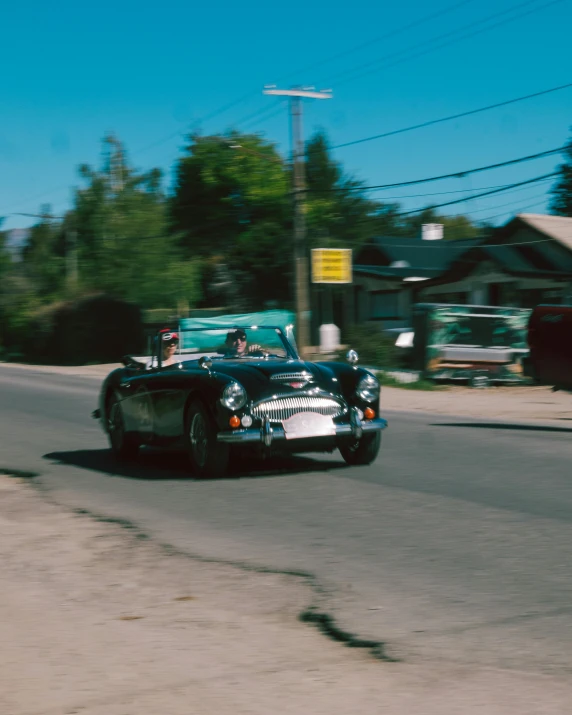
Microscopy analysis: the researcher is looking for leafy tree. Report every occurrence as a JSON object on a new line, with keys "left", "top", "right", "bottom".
{"left": 305, "top": 131, "right": 386, "bottom": 248}
{"left": 171, "top": 132, "right": 290, "bottom": 256}
{"left": 550, "top": 136, "right": 572, "bottom": 216}
{"left": 231, "top": 221, "right": 292, "bottom": 307}
{"left": 72, "top": 134, "right": 197, "bottom": 310}
{"left": 171, "top": 132, "right": 291, "bottom": 306}
{"left": 20, "top": 207, "right": 66, "bottom": 299}
{"left": 0, "top": 220, "right": 10, "bottom": 280}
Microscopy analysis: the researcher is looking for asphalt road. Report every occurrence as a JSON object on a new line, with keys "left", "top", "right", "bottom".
{"left": 2, "top": 364, "right": 572, "bottom": 676}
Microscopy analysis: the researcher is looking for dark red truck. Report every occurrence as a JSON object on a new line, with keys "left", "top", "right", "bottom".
{"left": 527, "top": 305, "right": 572, "bottom": 391}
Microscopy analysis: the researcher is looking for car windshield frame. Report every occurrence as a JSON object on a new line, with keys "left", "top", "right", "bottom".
{"left": 155, "top": 325, "right": 299, "bottom": 368}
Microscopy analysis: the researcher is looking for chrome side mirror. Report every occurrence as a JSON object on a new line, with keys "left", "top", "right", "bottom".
{"left": 199, "top": 356, "right": 213, "bottom": 371}
{"left": 346, "top": 349, "right": 359, "bottom": 366}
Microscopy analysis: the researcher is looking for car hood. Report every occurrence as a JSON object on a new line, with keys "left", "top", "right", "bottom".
{"left": 203, "top": 358, "right": 339, "bottom": 396}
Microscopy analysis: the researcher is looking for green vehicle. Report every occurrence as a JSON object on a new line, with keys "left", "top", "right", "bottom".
{"left": 410, "top": 303, "right": 532, "bottom": 387}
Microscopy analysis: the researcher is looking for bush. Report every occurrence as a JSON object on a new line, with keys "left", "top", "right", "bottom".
{"left": 23, "top": 293, "right": 144, "bottom": 365}
{"left": 343, "top": 324, "right": 404, "bottom": 368}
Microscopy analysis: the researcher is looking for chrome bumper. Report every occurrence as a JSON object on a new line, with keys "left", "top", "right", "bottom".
{"left": 217, "top": 416, "right": 388, "bottom": 445}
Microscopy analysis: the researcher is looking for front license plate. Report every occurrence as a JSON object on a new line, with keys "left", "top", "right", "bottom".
{"left": 283, "top": 412, "right": 336, "bottom": 440}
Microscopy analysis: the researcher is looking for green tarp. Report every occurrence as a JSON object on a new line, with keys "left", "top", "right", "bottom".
{"left": 178, "top": 310, "right": 296, "bottom": 352}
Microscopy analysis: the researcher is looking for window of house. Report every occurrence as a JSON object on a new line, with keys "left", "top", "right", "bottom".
{"left": 371, "top": 291, "right": 400, "bottom": 319}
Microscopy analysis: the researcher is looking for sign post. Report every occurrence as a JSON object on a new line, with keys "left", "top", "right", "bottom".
{"left": 311, "top": 248, "right": 352, "bottom": 284}
{"left": 311, "top": 249, "right": 353, "bottom": 353}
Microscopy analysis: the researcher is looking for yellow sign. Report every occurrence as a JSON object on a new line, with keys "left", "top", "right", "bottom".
{"left": 311, "top": 248, "right": 352, "bottom": 284}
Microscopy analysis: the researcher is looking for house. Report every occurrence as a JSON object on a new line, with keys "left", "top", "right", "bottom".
{"left": 416, "top": 214, "right": 572, "bottom": 308}
{"left": 353, "top": 231, "right": 478, "bottom": 328}
{"left": 352, "top": 214, "right": 572, "bottom": 329}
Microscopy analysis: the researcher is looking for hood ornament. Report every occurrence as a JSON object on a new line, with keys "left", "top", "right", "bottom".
{"left": 346, "top": 350, "right": 359, "bottom": 366}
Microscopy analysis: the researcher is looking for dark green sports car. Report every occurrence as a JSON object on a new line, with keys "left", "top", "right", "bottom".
{"left": 93, "top": 325, "right": 387, "bottom": 478}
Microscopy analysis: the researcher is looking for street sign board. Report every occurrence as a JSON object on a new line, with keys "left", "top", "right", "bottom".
{"left": 311, "top": 248, "right": 352, "bottom": 284}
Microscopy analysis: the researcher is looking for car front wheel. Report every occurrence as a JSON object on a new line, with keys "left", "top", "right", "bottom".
{"left": 339, "top": 432, "right": 381, "bottom": 466}
{"left": 186, "top": 400, "right": 229, "bottom": 478}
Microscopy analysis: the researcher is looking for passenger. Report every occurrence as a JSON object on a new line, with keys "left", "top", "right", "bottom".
{"left": 147, "top": 330, "right": 180, "bottom": 369}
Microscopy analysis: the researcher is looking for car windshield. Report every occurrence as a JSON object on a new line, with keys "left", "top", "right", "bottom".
{"left": 174, "top": 326, "right": 295, "bottom": 361}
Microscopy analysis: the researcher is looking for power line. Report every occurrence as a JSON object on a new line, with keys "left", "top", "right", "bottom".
{"left": 324, "top": 0, "right": 566, "bottom": 88}
{"left": 399, "top": 185, "right": 552, "bottom": 219}
{"left": 280, "top": 0, "right": 476, "bottom": 83}
{"left": 327, "top": 81, "right": 572, "bottom": 152}
{"left": 367, "top": 177, "right": 554, "bottom": 200}
{"left": 470, "top": 198, "right": 549, "bottom": 224}
{"left": 227, "top": 0, "right": 478, "bottom": 132}
{"left": 234, "top": 0, "right": 565, "bottom": 138}
{"left": 441, "top": 189, "right": 550, "bottom": 217}
{"left": 397, "top": 172, "right": 558, "bottom": 216}
{"left": 136, "top": 3, "right": 481, "bottom": 149}
{"left": 310, "top": 146, "right": 565, "bottom": 193}
{"left": 235, "top": 100, "right": 289, "bottom": 131}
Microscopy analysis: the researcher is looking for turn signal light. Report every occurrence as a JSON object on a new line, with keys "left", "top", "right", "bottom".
{"left": 229, "top": 416, "right": 241, "bottom": 428}
{"left": 364, "top": 407, "right": 375, "bottom": 420}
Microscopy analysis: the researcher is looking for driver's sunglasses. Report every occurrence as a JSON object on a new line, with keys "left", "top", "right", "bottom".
{"left": 235, "top": 336, "right": 246, "bottom": 342}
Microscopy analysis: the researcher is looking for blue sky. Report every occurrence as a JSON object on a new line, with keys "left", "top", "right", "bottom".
{"left": 1, "top": 0, "right": 571, "bottom": 232}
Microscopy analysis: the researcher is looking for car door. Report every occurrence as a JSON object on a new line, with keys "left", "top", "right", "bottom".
{"left": 144, "top": 365, "right": 189, "bottom": 443}
{"left": 118, "top": 370, "right": 157, "bottom": 444}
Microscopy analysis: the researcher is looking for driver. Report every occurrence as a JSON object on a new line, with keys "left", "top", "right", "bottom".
{"left": 147, "top": 330, "right": 179, "bottom": 369}
{"left": 224, "top": 329, "right": 262, "bottom": 357}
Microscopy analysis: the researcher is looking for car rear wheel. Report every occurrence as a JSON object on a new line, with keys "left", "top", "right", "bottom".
{"left": 186, "top": 400, "right": 229, "bottom": 478}
{"left": 107, "top": 394, "right": 139, "bottom": 461}
{"left": 339, "top": 432, "right": 381, "bottom": 466}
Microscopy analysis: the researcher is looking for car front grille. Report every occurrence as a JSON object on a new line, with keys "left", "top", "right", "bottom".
{"left": 270, "top": 371, "right": 313, "bottom": 382}
{"left": 252, "top": 395, "right": 345, "bottom": 423}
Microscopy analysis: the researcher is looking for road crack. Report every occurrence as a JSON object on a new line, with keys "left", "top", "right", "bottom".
{"left": 2, "top": 467, "right": 398, "bottom": 664}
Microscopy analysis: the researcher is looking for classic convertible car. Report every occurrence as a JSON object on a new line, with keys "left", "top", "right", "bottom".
{"left": 92, "top": 325, "right": 387, "bottom": 477}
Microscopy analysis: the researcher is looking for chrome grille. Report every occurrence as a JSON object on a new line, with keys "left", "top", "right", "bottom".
{"left": 270, "top": 372, "right": 313, "bottom": 382}
{"left": 252, "top": 396, "right": 345, "bottom": 422}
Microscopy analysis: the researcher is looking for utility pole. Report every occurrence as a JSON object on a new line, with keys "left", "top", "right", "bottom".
{"left": 66, "top": 230, "right": 79, "bottom": 290}
{"left": 263, "top": 86, "right": 332, "bottom": 357}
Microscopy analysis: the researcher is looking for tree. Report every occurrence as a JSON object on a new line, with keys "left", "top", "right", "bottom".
{"left": 20, "top": 207, "right": 66, "bottom": 299}
{"left": 550, "top": 136, "right": 572, "bottom": 216}
{"left": 72, "top": 134, "right": 195, "bottom": 309}
{"left": 305, "top": 131, "right": 385, "bottom": 248}
{"left": 231, "top": 221, "right": 292, "bottom": 307}
{"left": 171, "top": 132, "right": 291, "bottom": 307}
{"left": 171, "top": 132, "right": 290, "bottom": 256}
{"left": 0, "top": 220, "right": 10, "bottom": 280}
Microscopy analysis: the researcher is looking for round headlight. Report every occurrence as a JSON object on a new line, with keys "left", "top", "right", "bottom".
{"left": 221, "top": 382, "right": 247, "bottom": 411}
{"left": 356, "top": 373, "right": 380, "bottom": 402}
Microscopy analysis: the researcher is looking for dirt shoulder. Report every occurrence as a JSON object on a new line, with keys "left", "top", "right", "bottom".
{"left": 381, "top": 384, "right": 572, "bottom": 425}
{"left": 2, "top": 474, "right": 572, "bottom": 715}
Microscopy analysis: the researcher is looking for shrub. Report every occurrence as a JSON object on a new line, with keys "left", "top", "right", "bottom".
{"left": 343, "top": 324, "right": 404, "bottom": 368}
{"left": 24, "top": 293, "right": 144, "bottom": 365}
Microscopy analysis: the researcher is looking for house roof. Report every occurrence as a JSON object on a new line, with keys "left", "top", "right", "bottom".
{"left": 355, "top": 215, "right": 572, "bottom": 288}
{"left": 480, "top": 244, "right": 572, "bottom": 276}
{"left": 479, "top": 213, "right": 572, "bottom": 276}
{"left": 354, "top": 265, "right": 441, "bottom": 280}
{"left": 355, "top": 235, "right": 479, "bottom": 273}
{"left": 516, "top": 213, "right": 572, "bottom": 250}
